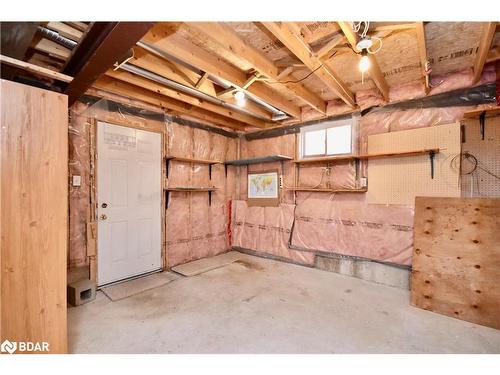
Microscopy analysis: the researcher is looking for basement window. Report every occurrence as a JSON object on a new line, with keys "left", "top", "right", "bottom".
{"left": 300, "top": 117, "right": 357, "bottom": 158}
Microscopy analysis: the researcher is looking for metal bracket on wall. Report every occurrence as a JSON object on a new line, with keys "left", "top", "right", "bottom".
{"left": 166, "top": 158, "right": 171, "bottom": 179}
{"left": 429, "top": 150, "right": 436, "bottom": 179}
{"left": 479, "top": 111, "right": 486, "bottom": 140}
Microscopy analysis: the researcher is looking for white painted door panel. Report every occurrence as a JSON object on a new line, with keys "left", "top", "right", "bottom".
{"left": 97, "top": 122, "right": 162, "bottom": 286}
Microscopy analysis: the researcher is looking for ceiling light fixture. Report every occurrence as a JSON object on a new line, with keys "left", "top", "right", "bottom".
{"left": 359, "top": 49, "right": 370, "bottom": 73}
{"left": 358, "top": 49, "right": 370, "bottom": 84}
{"left": 234, "top": 91, "right": 246, "bottom": 107}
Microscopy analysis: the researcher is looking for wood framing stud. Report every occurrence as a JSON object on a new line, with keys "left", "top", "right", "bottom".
{"left": 473, "top": 22, "right": 497, "bottom": 84}
{"left": 0, "top": 54, "right": 73, "bottom": 82}
{"left": 415, "top": 22, "right": 430, "bottom": 95}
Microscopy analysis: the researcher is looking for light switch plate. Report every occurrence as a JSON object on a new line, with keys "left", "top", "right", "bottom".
{"left": 72, "top": 175, "right": 82, "bottom": 187}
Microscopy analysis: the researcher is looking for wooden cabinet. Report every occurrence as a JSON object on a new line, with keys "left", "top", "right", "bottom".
{"left": 0, "top": 80, "right": 68, "bottom": 353}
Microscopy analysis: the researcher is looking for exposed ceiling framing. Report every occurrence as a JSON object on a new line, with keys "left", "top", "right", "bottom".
{"left": 1, "top": 21, "right": 499, "bottom": 132}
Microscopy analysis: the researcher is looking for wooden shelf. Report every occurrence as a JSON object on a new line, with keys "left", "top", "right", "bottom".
{"left": 164, "top": 187, "right": 218, "bottom": 209}
{"left": 165, "top": 187, "right": 217, "bottom": 192}
{"left": 284, "top": 187, "right": 367, "bottom": 193}
{"left": 356, "top": 148, "right": 440, "bottom": 160}
{"left": 165, "top": 156, "right": 223, "bottom": 165}
{"left": 292, "top": 155, "right": 356, "bottom": 164}
{"left": 463, "top": 106, "right": 500, "bottom": 119}
{"left": 225, "top": 155, "right": 293, "bottom": 165}
{"left": 293, "top": 148, "right": 439, "bottom": 164}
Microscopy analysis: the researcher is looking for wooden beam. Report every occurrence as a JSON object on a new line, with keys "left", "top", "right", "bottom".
{"left": 415, "top": 22, "right": 430, "bottom": 95}
{"left": 129, "top": 46, "right": 272, "bottom": 120}
{"left": 337, "top": 21, "right": 389, "bottom": 101}
{"left": 32, "top": 38, "right": 71, "bottom": 60}
{"left": 63, "top": 22, "right": 155, "bottom": 105}
{"left": 142, "top": 23, "right": 302, "bottom": 118}
{"left": 314, "top": 34, "right": 345, "bottom": 59}
{"left": 188, "top": 22, "right": 327, "bottom": 113}
{"left": 105, "top": 68, "right": 269, "bottom": 128}
{"left": 276, "top": 66, "right": 294, "bottom": 81}
{"left": 473, "top": 22, "right": 497, "bottom": 84}
{"left": 63, "top": 22, "right": 88, "bottom": 33}
{"left": 262, "top": 22, "right": 356, "bottom": 108}
{"left": 186, "top": 22, "right": 279, "bottom": 79}
{"left": 92, "top": 76, "right": 247, "bottom": 131}
{"left": 45, "top": 22, "right": 83, "bottom": 41}
{"left": 195, "top": 72, "right": 209, "bottom": 88}
{"left": 372, "top": 23, "right": 417, "bottom": 32}
{"left": 0, "top": 54, "right": 73, "bottom": 82}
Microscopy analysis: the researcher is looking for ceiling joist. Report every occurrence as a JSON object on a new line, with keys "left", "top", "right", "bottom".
{"left": 337, "top": 21, "right": 389, "bottom": 102}
{"left": 262, "top": 22, "right": 356, "bottom": 108}
{"left": 473, "top": 22, "right": 497, "bottom": 84}
{"left": 415, "top": 22, "right": 430, "bottom": 94}
{"left": 186, "top": 22, "right": 327, "bottom": 114}
{"left": 63, "top": 22, "right": 155, "bottom": 105}
{"left": 106, "top": 68, "right": 269, "bottom": 128}
{"left": 141, "top": 23, "right": 302, "bottom": 118}
{"left": 128, "top": 45, "right": 273, "bottom": 120}
{"left": 93, "top": 76, "right": 247, "bottom": 131}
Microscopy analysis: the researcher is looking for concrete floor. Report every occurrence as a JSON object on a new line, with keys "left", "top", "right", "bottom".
{"left": 68, "top": 253, "right": 500, "bottom": 353}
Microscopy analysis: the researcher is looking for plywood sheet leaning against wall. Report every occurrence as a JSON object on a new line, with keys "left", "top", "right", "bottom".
{"left": 0, "top": 80, "right": 68, "bottom": 353}
{"left": 410, "top": 197, "right": 500, "bottom": 329}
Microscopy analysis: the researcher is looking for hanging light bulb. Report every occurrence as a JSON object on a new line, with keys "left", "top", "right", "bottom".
{"left": 234, "top": 91, "right": 246, "bottom": 107}
{"left": 358, "top": 49, "right": 370, "bottom": 84}
{"left": 359, "top": 49, "right": 370, "bottom": 73}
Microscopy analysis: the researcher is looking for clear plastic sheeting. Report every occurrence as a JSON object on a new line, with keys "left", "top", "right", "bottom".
{"left": 68, "top": 98, "right": 238, "bottom": 270}
{"left": 68, "top": 101, "right": 92, "bottom": 268}
{"left": 233, "top": 100, "right": 481, "bottom": 266}
{"left": 291, "top": 199, "right": 414, "bottom": 265}
{"left": 356, "top": 67, "right": 497, "bottom": 110}
{"left": 232, "top": 200, "right": 315, "bottom": 265}
{"left": 164, "top": 119, "right": 237, "bottom": 267}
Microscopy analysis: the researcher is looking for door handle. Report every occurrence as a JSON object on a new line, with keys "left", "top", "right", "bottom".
{"left": 100, "top": 214, "right": 108, "bottom": 221}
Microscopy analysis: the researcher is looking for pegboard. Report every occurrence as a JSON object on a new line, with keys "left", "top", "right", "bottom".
{"left": 366, "top": 123, "right": 461, "bottom": 206}
{"left": 461, "top": 116, "right": 500, "bottom": 197}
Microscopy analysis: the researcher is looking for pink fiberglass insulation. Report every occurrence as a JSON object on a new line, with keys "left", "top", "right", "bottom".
{"left": 68, "top": 102, "right": 92, "bottom": 268}
{"left": 165, "top": 120, "right": 237, "bottom": 267}
{"left": 233, "top": 101, "right": 476, "bottom": 266}
{"left": 67, "top": 99, "right": 237, "bottom": 271}
{"left": 291, "top": 197, "right": 414, "bottom": 265}
{"left": 233, "top": 200, "right": 316, "bottom": 265}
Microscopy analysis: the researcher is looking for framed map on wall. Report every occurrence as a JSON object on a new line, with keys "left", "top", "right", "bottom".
{"left": 247, "top": 170, "right": 279, "bottom": 206}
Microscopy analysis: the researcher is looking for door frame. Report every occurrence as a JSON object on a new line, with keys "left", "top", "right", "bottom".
{"left": 89, "top": 117, "right": 167, "bottom": 285}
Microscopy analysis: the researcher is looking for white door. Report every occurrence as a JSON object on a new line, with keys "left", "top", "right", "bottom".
{"left": 97, "top": 121, "right": 162, "bottom": 286}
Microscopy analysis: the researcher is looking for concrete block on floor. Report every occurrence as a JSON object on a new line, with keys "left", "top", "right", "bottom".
{"left": 68, "top": 279, "right": 96, "bottom": 306}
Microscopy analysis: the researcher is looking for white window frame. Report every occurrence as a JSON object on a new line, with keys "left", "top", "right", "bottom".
{"left": 299, "top": 116, "right": 358, "bottom": 159}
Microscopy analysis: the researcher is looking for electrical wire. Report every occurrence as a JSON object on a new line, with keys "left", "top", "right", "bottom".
{"left": 450, "top": 151, "right": 500, "bottom": 197}
{"left": 262, "top": 62, "right": 326, "bottom": 85}
{"left": 368, "top": 36, "right": 383, "bottom": 54}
